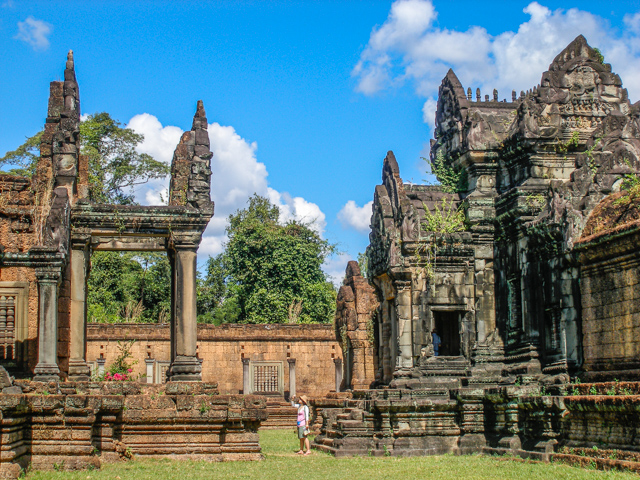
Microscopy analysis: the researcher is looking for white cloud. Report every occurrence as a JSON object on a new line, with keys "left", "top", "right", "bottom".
{"left": 128, "top": 113, "right": 184, "bottom": 165}
{"left": 126, "top": 113, "right": 183, "bottom": 209}
{"left": 127, "top": 113, "right": 327, "bottom": 258}
{"left": 355, "top": 1, "right": 640, "bottom": 118}
{"left": 268, "top": 188, "right": 327, "bottom": 236}
{"left": 14, "top": 16, "right": 52, "bottom": 51}
{"left": 338, "top": 200, "right": 373, "bottom": 233}
{"left": 421, "top": 97, "right": 437, "bottom": 128}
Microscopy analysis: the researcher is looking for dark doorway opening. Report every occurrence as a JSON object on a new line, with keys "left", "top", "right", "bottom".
{"left": 433, "top": 311, "right": 461, "bottom": 356}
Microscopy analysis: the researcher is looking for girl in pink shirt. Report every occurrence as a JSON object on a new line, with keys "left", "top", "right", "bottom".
{"left": 292, "top": 395, "right": 310, "bottom": 455}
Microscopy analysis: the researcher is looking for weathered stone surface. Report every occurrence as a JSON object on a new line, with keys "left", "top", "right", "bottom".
{"left": 0, "top": 366, "right": 13, "bottom": 388}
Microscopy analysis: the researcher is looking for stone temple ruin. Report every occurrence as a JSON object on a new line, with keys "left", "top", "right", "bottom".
{"left": 315, "top": 36, "right": 640, "bottom": 462}
{"left": 3, "top": 35, "right": 640, "bottom": 475}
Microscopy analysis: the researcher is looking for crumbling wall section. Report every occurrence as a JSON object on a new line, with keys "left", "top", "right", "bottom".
{"left": 335, "top": 261, "right": 378, "bottom": 390}
{"left": 86, "top": 323, "right": 341, "bottom": 397}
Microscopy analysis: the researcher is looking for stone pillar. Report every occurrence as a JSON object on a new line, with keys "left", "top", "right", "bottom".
{"left": 287, "top": 358, "right": 296, "bottom": 398}
{"left": 395, "top": 280, "right": 413, "bottom": 369}
{"left": 68, "top": 240, "right": 91, "bottom": 380}
{"left": 242, "top": 358, "right": 251, "bottom": 394}
{"left": 168, "top": 245, "right": 201, "bottom": 381}
{"left": 334, "top": 358, "right": 343, "bottom": 392}
{"left": 145, "top": 358, "right": 155, "bottom": 384}
{"left": 34, "top": 269, "right": 62, "bottom": 381}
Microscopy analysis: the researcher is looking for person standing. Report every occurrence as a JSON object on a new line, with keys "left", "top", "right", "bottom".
{"left": 292, "top": 395, "right": 311, "bottom": 455}
{"left": 432, "top": 328, "right": 442, "bottom": 356}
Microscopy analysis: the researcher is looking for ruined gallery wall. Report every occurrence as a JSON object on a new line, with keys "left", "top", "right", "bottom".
{"left": 577, "top": 225, "right": 640, "bottom": 379}
{"left": 87, "top": 323, "right": 341, "bottom": 397}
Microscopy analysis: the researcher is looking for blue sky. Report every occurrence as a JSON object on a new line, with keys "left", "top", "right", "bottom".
{"left": 2, "top": 0, "right": 640, "bottom": 282}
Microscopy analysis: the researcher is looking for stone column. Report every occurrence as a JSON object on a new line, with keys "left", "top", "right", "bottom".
{"left": 395, "top": 280, "right": 413, "bottom": 369}
{"left": 287, "top": 358, "right": 296, "bottom": 399}
{"left": 242, "top": 358, "right": 251, "bottom": 394}
{"left": 168, "top": 244, "right": 201, "bottom": 381}
{"left": 68, "top": 239, "right": 91, "bottom": 380}
{"left": 34, "top": 268, "right": 62, "bottom": 381}
{"left": 145, "top": 358, "right": 155, "bottom": 384}
{"left": 333, "top": 358, "right": 343, "bottom": 392}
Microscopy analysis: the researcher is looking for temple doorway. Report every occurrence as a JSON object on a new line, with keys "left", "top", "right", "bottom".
{"left": 433, "top": 311, "right": 462, "bottom": 356}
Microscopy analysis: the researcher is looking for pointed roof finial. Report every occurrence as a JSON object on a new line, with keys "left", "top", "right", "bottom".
{"left": 192, "top": 100, "right": 208, "bottom": 130}
{"left": 195, "top": 99, "right": 206, "bottom": 117}
{"left": 66, "top": 50, "right": 74, "bottom": 70}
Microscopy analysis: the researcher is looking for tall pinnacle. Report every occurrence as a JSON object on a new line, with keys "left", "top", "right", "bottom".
{"left": 66, "top": 50, "right": 74, "bottom": 70}
{"left": 192, "top": 100, "right": 208, "bottom": 130}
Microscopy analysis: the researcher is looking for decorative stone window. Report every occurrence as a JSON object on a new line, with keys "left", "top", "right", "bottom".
{"left": 0, "top": 282, "right": 29, "bottom": 366}
{"left": 250, "top": 361, "right": 283, "bottom": 395}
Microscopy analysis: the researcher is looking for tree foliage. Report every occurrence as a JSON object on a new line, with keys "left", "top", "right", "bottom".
{"left": 0, "top": 131, "right": 43, "bottom": 177}
{"left": 220, "top": 194, "right": 337, "bottom": 324}
{"left": 87, "top": 252, "right": 171, "bottom": 324}
{"left": 196, "top": 254, "right": 240, "bottom": 325}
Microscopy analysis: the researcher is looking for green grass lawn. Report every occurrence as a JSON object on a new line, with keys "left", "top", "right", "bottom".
{"left": 26, "top": 430, "right": 636, "bottom": 480}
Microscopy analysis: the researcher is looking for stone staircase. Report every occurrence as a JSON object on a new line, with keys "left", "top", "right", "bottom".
{"left": 260, "top": 398, "right": 297, "bottom": 429}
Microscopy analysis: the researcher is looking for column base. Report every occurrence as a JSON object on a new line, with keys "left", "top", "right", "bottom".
{"left": 68, "top": 358, "right": 92, "bottom": 381}
{"left": 168, "top": 355, "right": 202, "bottom": 382}
{"left": 33, "top": 362, "right": 60, "bottom": 382}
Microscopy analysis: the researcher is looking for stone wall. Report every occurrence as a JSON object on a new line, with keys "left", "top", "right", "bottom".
{"left": 86, "top": 323, "right": 341, "bottom": 397}
{"left": 314, "top": 383, "right": 640, "bottom": 464}
{"left": 0, "top": 381, "right": 267, "bottom": 479}
{"left": 576, "top": 223, "right": 640, "bottom": 380}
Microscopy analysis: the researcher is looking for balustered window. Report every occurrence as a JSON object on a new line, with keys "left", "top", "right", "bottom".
{"left": 0, "top": 295, "right": 16, "bottom": 360}
{"left": 0, "top": 282, "right": 29, "bottom": 367}
{"left": 249, "top": 361, "right": 283, "bottom": 395}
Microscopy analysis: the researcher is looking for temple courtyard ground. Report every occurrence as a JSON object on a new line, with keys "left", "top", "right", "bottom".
{"left": 24, "top": 430, "right": 636, "bottom": 480}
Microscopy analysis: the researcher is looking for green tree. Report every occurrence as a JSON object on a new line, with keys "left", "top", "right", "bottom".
{"left": 87, "top": 252, "right": 171, "bottom": 324}
{"left": 196, "top": 254, "right": 240, "bottom": 325}
{"left": 221, "top": 194, "right": 337, "bottom": 324}
{"left": 0, "top": 131, "right": 43, "bottom": 177}
{"left": 357, "top": 251, "right": 369, "bottom": 279}
{"left": 0, "top": 112, "right": 169, "bottom": 204}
